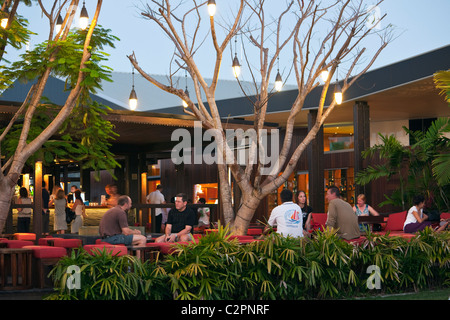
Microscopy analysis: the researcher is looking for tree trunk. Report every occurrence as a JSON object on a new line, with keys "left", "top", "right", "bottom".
{"left": 232, "top": 193, "right": 262, "bottom": 235}
{"left": 0, "top": 178, "right": 16, "bottom": 233}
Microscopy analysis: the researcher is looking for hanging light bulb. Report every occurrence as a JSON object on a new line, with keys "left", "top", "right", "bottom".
{"left": 207, "top": 0, "right": 216, "bottom": 17}
{"left": 182, "top": 88, "right": 190, "bottom": 108}
{"left": 182, "top": 71, "right": 190, "bottom": 108}
{"left": 55, "top": 13, "right": 63, "bottom": 33}
{"left": 232, "top": 55, "right": 241, "bottom": 78}
{"left": 320, "top": 69, "right": 329, "bottom": 82}
{"left": 129, "top": 68, "right": 138, "bottom": 110}
{"left": 79, "top": 1, "right": 89, "bottom": 30}
{"left": 274, "top": 57, "right": 283, "bottom": 92}
{"left": 274, "top": 71, "right": 283, "bottom": 92}
{"left": 1, "top": 7, "right": 9, "bottom": 29}
{"left": 334, "top": 82, "right": 342, "bottom": 105}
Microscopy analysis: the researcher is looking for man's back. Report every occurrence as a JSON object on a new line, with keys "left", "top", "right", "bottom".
{"left": 99, "top": 206, "right": 128, "bottom": 237}
{"left": 326, "top": 198, "right": 360, "bottom": 240}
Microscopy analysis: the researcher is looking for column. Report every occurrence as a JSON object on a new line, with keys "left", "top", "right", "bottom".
{"left": 353, "top": 101, "right": 371, "bottom": 200}
{"left": 307, "top": 110, "right": 325, "bottom": 213}
{"left": 33, "top": 161, "right": 43, "bottom": 238}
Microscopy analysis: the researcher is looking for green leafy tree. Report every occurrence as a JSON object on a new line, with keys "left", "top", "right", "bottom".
{"left": 0, "top": 0, "right": 110, "bottom": 233}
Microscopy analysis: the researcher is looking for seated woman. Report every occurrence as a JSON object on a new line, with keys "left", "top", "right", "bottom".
{"left": 403, "top": 195, "right": 433, "bottom": 233}
{"left": 353, "top": 194, "right": 379, "bottom": 232}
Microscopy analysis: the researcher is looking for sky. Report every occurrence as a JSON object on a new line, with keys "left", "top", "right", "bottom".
{"left": 4, "top": 0, "right": 450, "bottom": 86}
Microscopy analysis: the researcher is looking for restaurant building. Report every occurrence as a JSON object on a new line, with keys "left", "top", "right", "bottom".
{"left": 1, "top": 45, "right": 449, "bottom": 228}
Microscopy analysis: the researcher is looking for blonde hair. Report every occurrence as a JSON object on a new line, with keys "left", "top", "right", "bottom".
{"left": 357, "top": 194, "right": 366, "bottom": 202}
{"left": 56, "top": 189, "right": 65, "bottom": 200}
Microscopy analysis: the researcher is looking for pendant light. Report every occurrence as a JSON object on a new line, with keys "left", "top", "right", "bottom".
{"left": 79, "top": 1, "right": 89, "bottom": 30}
{"left": 207, "top": 0, "right": 216, "bottom": 17}
{"left": 55, "top": 14, "right": 63, "bottom": 33}
{"left": 129, "top": 67, "right": 138, "bottom": 110}
{"left": 334, "top": 71, "right": 342, "bottom": 105}
{"left": 274, "top": 57, "right": 283, "bottom": 92}
{"left": 1, "top": 7, "right": 9, "bottom": 29}
{"left": 232, "top": 36, "right": 241, "bottom": 78}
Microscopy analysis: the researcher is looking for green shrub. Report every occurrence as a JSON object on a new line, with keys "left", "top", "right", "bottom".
{"left": 46, "top": 227, "right": 450, "bottom": 300}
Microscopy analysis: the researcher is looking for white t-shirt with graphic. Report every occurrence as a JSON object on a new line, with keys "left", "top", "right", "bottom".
{"left": 267, "top": 201, "right": 303, "bottom": 238}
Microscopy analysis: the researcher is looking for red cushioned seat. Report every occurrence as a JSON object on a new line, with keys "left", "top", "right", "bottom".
{"left": 247, "top": 228, "right": 262, "bottom": 236}
{"left": 1, "top": 240, "right": 34, "bottom": 248}
{"left": 38, "top": 237, "right": 57, "bottom": 246}
{"left": 311, "top": 213, "right": 327, "bottom": 231}
{"left": 440, "top": 212, "right": 450, "bottom": 220}
{"left": 13, "top": 233, "right": 36, "bottom": 241}
{"left": 158, "top": 242, "right": 190, "bottom": 255}
{"left": 385, "top": 211, "right": 407, "bottom": 231}
{"left": 53, "top": 238, "right": 82, "bottom": 248}
{"left": 22, "top": 245, "right": 67, "bottom": 259}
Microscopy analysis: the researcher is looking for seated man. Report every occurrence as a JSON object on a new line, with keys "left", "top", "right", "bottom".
{"left": 155, "top": 193, "right": 196, "bottom": 243}
{"left": 99, "top": 195, "right": 146, "bottom": 246}
{"left": 325, "top": 186, "right": 360, "bottom": 240}
{"left": 263, "top": 189, "right": 303, "bottom": 238}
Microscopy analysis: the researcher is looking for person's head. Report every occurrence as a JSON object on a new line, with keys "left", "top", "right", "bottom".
{"left": 326, "top": 186, "right": 340, "bottom": 202}
{"left": 56, "top": 189, "right": 65, "bottom": 200}
{"left": 413, "top": 194, "right": 425, "bottom": 207}
{"left": 70, "top": 185, "right": 77, "bottom": 193}
{"left": 42, "top": 181, "right": 47, "bottom": 189}
{"left": 357, "top": 194, "right": 367, "bottom": 206}
{"left": 197, "top": 197, "right": 206, "bottom": 204}
{"left": 156, "top": 184, "right": 163, "bottom": 191}
{"left": 280, "top": 189, "right": 293, "bottom": 203}
{"left": 296, "top": 190, "right": 308, "bottom": 206}
{"left": 19, "top": 187, "right": 28, "bottom": 198}
{"left": 105, "top": 184, "right": 111, "bottom": 195}
{"left": 118, "top": 195, "right": 132, "bottom": 211}
{"left": 74, "top": 190, "right": 82, "bottom": 201}
{"left": 175, "top": 193, "right": 188, "bottom": 211}
{"left": 109, "top": 184, "right": 118, "bottom": 195}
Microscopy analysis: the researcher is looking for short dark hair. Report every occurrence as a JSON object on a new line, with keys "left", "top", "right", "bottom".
{"left": 413, "top": 194, "right": 425, "bottom": 205}
{"left": 280, "top": 189, "right": 293, "bottom": 203}
{"left": 117, "top": 195, "right": 130, "bottom": 206}
{"left": 19, "top": 187, "right": 28, "bottom": 198}
{"left": 175, "top": 193, "right": 188, "bottom": 202}
{"left": 328, "top": 186, "right": 340, "bottom": 198}
{"left": 198, "top": 197, "right": 206, "bottom": 204}
{"left": 156, "top": 184, "right": 163, "bottom": 190}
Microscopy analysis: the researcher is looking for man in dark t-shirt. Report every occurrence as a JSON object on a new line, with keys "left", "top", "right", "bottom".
{"left": 155, "top": 193, "right": 196, "bottom": 243}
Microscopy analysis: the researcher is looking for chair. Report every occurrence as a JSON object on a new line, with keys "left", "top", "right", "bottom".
{"left": 385, "top": 211, "right": 407, "bottom": 232}
{"left": 0, "top": 240, "right": 34, "bottom": 248}
{"left": 52, "top": 238, "right": 83, "bottom": 255}
{"left": 311, "top": 213, "right": 327, "bottom": 231}
{"left": 22, "top": 245, "right": 67, "bottom": 288}
{"left": 247, "top": 228, "right": 262, "bottom": 236}
{"left": 13, "top": 233, "right": 36, "bottom": 241}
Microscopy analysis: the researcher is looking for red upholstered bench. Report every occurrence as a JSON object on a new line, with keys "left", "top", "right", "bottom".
{"left": 83, "top": 244, "right": 127, "bottom": 257}
{"left": 311, "top": 213, "right": 327, "bottom": 231}
{"left": 156, "top": 242, "right": 191, "bottom": 255}
{"left": 247, "top": 229, "right": 262, "bottom": 236}
{"left": 0, "top": 239, "right": 34, "bottom": 248}
{"left": 13, "top": 233, "right": 36, "bottom": 241}
{"left": 38, "top": 237, "right": 57, "bottom": 246}
{"left": 22, "top": 245, "right": 67, "bottom": 288}
{"left": 228, "top": 235, "right": 254, "bottom": 242}
{"left": 94, "top": 239, "right": 127, "bottom": 245}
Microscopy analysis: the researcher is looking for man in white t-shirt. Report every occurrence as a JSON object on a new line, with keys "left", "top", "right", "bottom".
{"left": 265, "top": 189, "right": 303, "bottom": 238}
{"left": 146, "top": 185, "right": 166, "bottom": 233}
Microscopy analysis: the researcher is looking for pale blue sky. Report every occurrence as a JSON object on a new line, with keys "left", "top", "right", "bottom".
{"left": 5, "top": 0, "right": 450, "bottom": 84}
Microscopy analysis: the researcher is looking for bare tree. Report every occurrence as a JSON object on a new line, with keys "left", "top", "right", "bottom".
{"left": 128, "top": 0, "right": 391, "bottom": 234}
{"left": 0, "top": 0, "right": 103, "bottom": 233}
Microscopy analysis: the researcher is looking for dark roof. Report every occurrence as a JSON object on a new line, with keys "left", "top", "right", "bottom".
{"left": 153, "top": 44, "right": 450, "bottom": 118}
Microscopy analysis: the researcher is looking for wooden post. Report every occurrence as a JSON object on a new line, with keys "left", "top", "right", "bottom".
{"left": 307, "top": 110, "right": 325, "bottom": 212}
{"left": 353, "top": 101, "right": 371, "bottom": 200}
{"left": 33, "top": 161, "right": 43, "bottom": 239}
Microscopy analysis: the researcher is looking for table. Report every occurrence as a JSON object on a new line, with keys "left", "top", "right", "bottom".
{"left": 126, "top": 246, "right": 160, "bottom": 263}
{"left": 358, "top": 216, "right": 385, "bottom": 224}
{"left": 0, "top": 248, "right": 33, "bottom": 290}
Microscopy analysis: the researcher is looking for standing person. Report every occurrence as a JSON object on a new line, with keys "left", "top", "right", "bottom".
{"left": 99, "top": 195, "right": 146, "bottom": 246}
{"left": 155, "top": 193, "right": 196, "bottom": 243}
{"left": 16, "top": 187, "right": 32, "bottom": 233}
{"left": 197, "top": 197, "right": 211, "bottom": 229}
{"left": 403, "top": 194, "right": 433, "bottom": 233}
{"left": 264, "top": 189, "right": 303, "bottom": 238}
{"left": 146, "top": 185, "right": 166, "bottom": 233}
{"left": 67, "top": 185, "right": 78, "bottom": 203}
{"left": 106, "top": 184, "right": 120, "bottom": 208}
{"left": 71, "top": 190, "right": 87, "bottom": 234}
{"left": 325, "top": 186, "right": 360, "bottom": 240}
{"left": 42, "top": 181, "right": 50, "bottom": 235}
{"left": 296, "top": 190, "right": 313, "bottom": 232}
{"left": 50, "top": 188, "right": 68, "bottom": 234}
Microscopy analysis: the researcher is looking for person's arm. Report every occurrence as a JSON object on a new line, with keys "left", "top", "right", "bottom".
{"left": 368, "top": 205, "right": 380, "bottom": 216}
{"left": 305, "top": 213, "right": 312, "bottom": 231}
{"left": 122, "top": 227, "right": 141, "bottom": 236}
{"left": 412, "top": 209, "right": 427, "bottom": 223}
{"left": 326, "top": 203, "right": 337, "bottom": 228}
{"left": 165, "top": 224, "right": 176, "bottom": 242}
